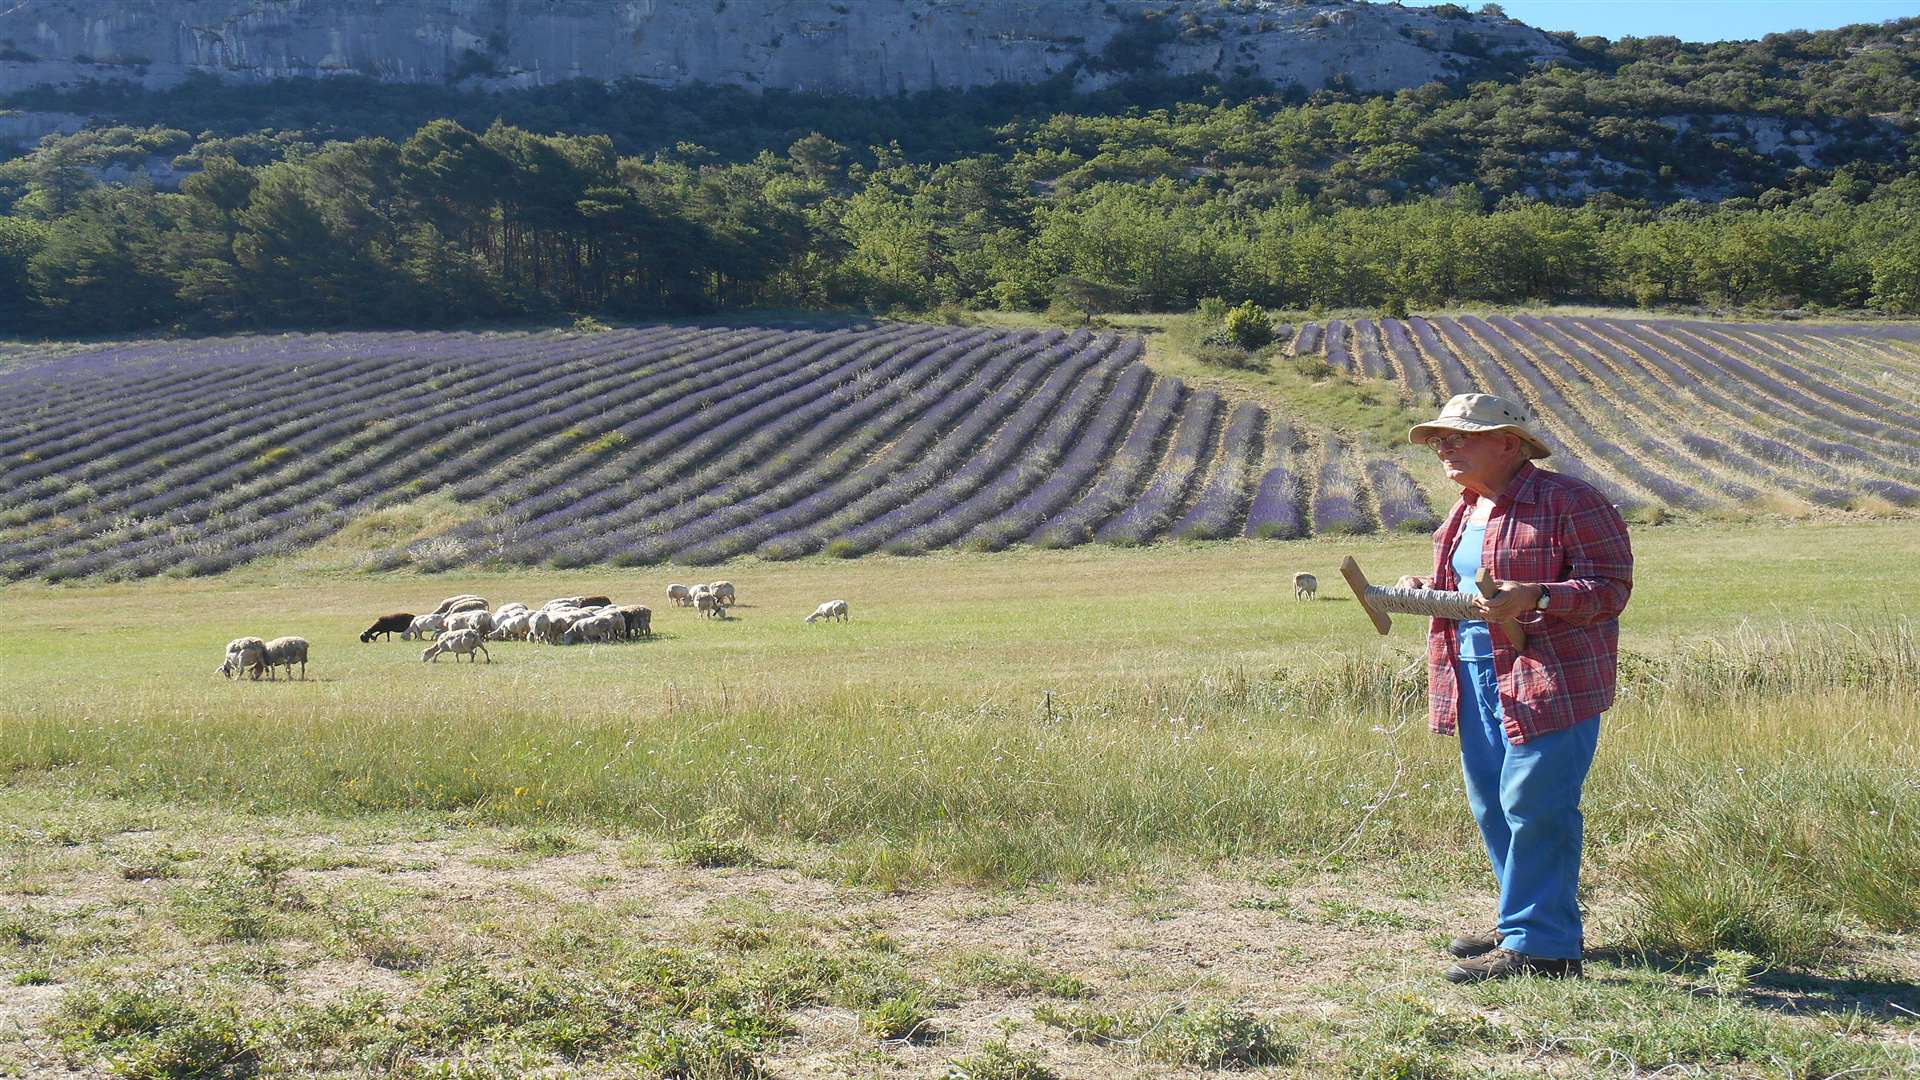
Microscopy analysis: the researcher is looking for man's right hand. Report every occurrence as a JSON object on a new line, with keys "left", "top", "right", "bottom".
{"left": 1395, "top": 575, "right": 1426, "bottom": 590}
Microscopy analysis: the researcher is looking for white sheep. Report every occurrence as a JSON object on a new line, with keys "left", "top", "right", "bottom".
{"left": 666, "top": 583, "right": 692, "bottom": 607}
{"left": 217, "top": 636, "right": 267, "bottom": 680}
{"left": 694, "top": 592, "right": 723, "bottom": 618}
{"left": 443, "top": 609, "right": 495, "bottom": 637}
{"left": 804, "top": 600, "right": 849, "bottom": 623}
{"left": 709, "top": 580, "right": 736, "bottom": 607}
{"left": 261, "top": 636, "right": 309, "bottom": 680}
{"left": 489, "top": 611, "right": 532, "bottom": 641}
{"left": 403, "top": 612, "right": 448, "bottom": 641}
{"left": 1293, "top": 572, "right": 1318, "bottom": 600}
{"left": 422, "top": 628, "right": 490, "bottom": 663}
{"left": 432, "top": 594, "right": 489, "bottom": 615}
{"left": 560, "top": 611, "right": 623, "bottom": 645}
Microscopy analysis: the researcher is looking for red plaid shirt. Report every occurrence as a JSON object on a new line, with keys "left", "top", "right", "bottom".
{"left": 1423, "top": 462, "right": 1633, "bottom": 744}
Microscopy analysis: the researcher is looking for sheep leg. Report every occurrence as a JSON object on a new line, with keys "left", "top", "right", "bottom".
{"left": 480, "top": 644, "right": 491, "bottom": 663}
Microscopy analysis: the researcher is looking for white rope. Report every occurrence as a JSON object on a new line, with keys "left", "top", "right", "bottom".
{"left": 1363, "top": 585, "right": 1481, "bottom": 621}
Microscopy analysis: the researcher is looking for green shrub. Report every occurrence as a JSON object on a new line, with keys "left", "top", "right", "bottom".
{"left": 862, "top": 991, "right": 935, "bottom": 1040}
{"left": 1142, "top": 1004, "right": 1298, "bottom": 1068}
{"left": 944, "top": 1035, "right": 1057, "bottom": 1080}
{"left": 1223, "top": 301, "right": 1274, "bottom": 350}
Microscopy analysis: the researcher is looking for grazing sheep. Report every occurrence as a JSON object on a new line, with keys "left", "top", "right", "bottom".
{"left": 443, "top": 610, "right": 495, "bottom": 638}
{"left": 489, "top": 612, "right": 532, "bottom": 641}
{"left": 1293, "top": 572, "right": 1319, "bottom": 601}
{"left": 608, "top": 604, "right": 652, "bottom": 639}
{"left": 403, "top": 612, "right": 448, "bottom": 641}
{"left": 360, "top": 613, "right": 413, "bottom": 643}
{"left": 217, "top": 637, "right": 267, "bottom": 680}
{"left": 666, "top": 583, "right": 693, "bottom": 607}
{"left": 528, "top": 609, "right": 555, "bottom": 644}
{"left": 540, "top": 607, "right": 596, "bottom": 644}
{"left": 432, "top": 595, "right": 488, "bottom": 615}
{"left": 423, "top": 628, "right": 489, "bottom": 663}
{"left": 576, "top": 595, "right": 613, "bottom": 610}
{"left": 804, "top": 600, "right": 850, "bottom": 623}
{"left": 541, "top": 596, "right": 586, "bottom": 612}
{"left": 709, "top": 581, "right": 736, "bottom": 607}
{"left": 261, "top": 636, "right": 309, "bottom": 681}
{"left": 694, "top": 592, "right": 723, "bottom": 618}
{"left": 560, "top": 611, "right": 623, "bottom": 645}
{"left": 490, "top": 603, "right": 529, "bottom": 622}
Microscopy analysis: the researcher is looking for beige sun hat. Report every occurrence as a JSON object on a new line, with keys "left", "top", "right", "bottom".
{"left": 1408, "top": 393, "right": 1551, "bottom": 459}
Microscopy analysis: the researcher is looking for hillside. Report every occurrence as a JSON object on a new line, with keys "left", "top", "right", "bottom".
{"left": 2, "top": 318, "right": 1916, "bottom": 582}
{"left": 0, "top": 0, "right": 1558, "bottom": 98}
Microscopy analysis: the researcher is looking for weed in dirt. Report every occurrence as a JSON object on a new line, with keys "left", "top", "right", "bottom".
{"left": 13, "top": 966, "right": 53, "bottom": 985}
{"left": 862, "top": 990, "right": 936, "bottom": 1040}
{"left": 505, "top": 826, "right": 578, "bottom": 857}
{"left": 49, "top": 981, "right": 260, "bottom": 1080}
{"left": 1032, "top": 1002, "right": 1141, "bottom": 1046}
{"left": 0, "top": 907, "right": 52, "bottom": 949}
{"left": 1142, "top": 1003, "right": 1300, "bottom": 1068}
{"left": 321, "top": 891, "right": 428, "bottom": 970}
{"left": 1317, "top": 899, "right": 1417, "bottom": 930}
{"left": 628, "top": 1023, "right": 766, "bottom": 1079}
{"left": 670, "top": 836, "right": 758, "bottom": 869}
{"left": 944, "top": 1033, "right": 1058, "bottom": 1080}
{"left": 111, "top": 843, "right": 189, "bottom": 881}
{"left": 940, "top": 948, "right": 1090, "bottom": 998}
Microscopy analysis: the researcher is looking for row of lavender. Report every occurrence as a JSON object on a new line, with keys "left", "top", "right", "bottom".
{"left": 1294, "top": 315, "right": 1920, "bottom": 511}
{"left": 0, "top": 324, "right": 1443, "bottom": 579}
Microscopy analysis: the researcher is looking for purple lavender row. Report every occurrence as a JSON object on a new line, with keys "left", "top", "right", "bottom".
{"left": 1407, "top": 317, "right": 1478, "bottom": 396}
{"left": 624, "top": 329, "right": 1022, "bottom": 566}
{"left": 1351, "top": 320, "right": 1394, "bottom": 380}
{"left": 1427, "top": 317, "right": 1642, "bottom": 509}
{"left": 1675, "top": 323, "right": 1920, "bottom": 429}
{"left": 0, "top": 329, "right": 645, "bottom": 569}
{"left": 1594, "top": 319, "right": 1919, "bottom": 452}
{"left": 1026, "top": 375, "right": 1184, "bottom": 549}
{"left": 532, "top": 326, "right": 960, "bottom": 567}
{"left": 497, "top": 326, "right": 930, "bottom": 545}
{"left": 1538, "top": 316, "right": 1920, "bottom": 487}
{"left": 755, "top": 333, "right": 1100, "bottom": 560}
{"left": 1310, "top": 434, "right": 1370, "bottom": 536}
{"left": 1377, "top": 319, "right": 1438, "bottom": 405}
{"left": 460, "top": 328, "right": 843, "bottom": 520}
{"left": 880, "top": 351, "right": 1132, "bottom": 556}
{"left": 958, "top": 361, "right": 1153, "bottom": 552}
{"left": 1096, "top": 389, "right": 1221, "bottom": 546}
{"left": 840, "top": 337, "right": 1127, "bottom": 558}
{"left": 0, "top": 344, "right": 273, "bottom": 455}
{"left": 5, "top": 331, "right": 643, "bottom": 577}
{"left": 1243, "top": 416, "right": 1305, "bottom": 540}
{"left": 1170, "top": 400, "right": 1265, "bottom": 540}
{"left": 1291, "top": 324, "right": 1322, "bottom": 356}
{"left": 1363, "top": 455, "right": 1439, "bottom": 532}
{"left": 1323, "top": 320, "right": 1353, "bottom": 373}
{"left": 448, "top": 327, "right": 782, "bottom": 502}
{"left": 1476, "top": 316, "right": 1725, "bottom": 509}
{"left": 677, "top": 331, "right": 1068, "bottom": 564}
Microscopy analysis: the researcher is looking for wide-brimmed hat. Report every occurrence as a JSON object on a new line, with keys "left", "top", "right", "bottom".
{"left": 1408, "top": 393, "right": 1551, "bottom": 459}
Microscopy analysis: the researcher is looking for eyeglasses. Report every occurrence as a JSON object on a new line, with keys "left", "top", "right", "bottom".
{"left": 1425, "top": 432, "right": 1479, "bottom": 454}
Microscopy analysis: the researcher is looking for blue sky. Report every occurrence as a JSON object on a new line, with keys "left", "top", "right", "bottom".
{"left": 1400, "top": 1, "right": 1920, "bottom": 42}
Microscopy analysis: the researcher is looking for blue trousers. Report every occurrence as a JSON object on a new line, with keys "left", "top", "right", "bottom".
{"left": 1455, "top": 659, "right": 1600, "bottom": 960}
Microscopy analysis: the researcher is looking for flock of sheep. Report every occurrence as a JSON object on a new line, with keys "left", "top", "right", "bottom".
{"left": 217, "top": 580, "right": 852, "bottom": 680}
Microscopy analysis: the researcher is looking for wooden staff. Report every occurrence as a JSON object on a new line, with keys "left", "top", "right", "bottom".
{"left": 1339, "top": 555, "right": 1528, "bottom": 652}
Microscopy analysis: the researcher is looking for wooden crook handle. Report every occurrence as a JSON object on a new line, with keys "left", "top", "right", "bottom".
{"left": 1474, "top": 568, "right": 1529, "bottom": 653}
{"left": 1342, "top": 556, "right": 1392, "bottom": 636}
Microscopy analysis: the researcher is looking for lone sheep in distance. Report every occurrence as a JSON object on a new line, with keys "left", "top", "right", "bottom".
{"left": 805, "top": 600, "right": 849, "bottom": 623}
{"left": 1293, "top": 572, "right": 1318, "bottom": 600}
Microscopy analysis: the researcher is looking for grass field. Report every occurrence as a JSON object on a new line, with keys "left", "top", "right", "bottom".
{"left": 3, "top": 521, "right": 1917, "bottom": 1077}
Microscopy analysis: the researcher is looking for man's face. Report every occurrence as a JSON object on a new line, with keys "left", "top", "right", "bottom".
{"left": 1427, "top": 430, "right": 1521, "bottom": 491}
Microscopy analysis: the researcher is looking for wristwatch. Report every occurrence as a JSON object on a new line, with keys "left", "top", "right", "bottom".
{"left": 1535, "top": 586, "right": 1551, "bottom": 611}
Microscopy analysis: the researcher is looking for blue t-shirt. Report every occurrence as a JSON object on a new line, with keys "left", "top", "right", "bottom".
{"left": 1451, "top": 517, "right": 1494, "bottom": 660}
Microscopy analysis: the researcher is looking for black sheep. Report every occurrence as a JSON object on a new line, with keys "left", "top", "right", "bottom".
{"left": 360, "top": 612, "right": 414, "bottom": 642}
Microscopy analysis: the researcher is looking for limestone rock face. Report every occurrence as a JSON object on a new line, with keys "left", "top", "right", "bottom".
{"left": 0, "top": 0, "right": 1563, "bottom": 96}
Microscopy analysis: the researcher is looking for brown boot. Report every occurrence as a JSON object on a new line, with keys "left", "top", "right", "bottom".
{"left": 1447, "top": 929, "right": 1502, "bottom": 959}
{"left": 1444, "top": 947, "right": 1581, "bottom": 983}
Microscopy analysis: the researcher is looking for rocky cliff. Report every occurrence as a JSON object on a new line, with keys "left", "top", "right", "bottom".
{"left": 0, "top": 0, "right": 1563, "bottom": 97}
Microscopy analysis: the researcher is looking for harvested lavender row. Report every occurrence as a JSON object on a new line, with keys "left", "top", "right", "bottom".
{"left": 1363, "top": 456, "right": 1439, "bottom": 532}
{"left": 1673, "top": 323, "right": 1920, "bottom": 422}
{"left": 1644, "top": 321, "right": 1920, "bottom": 441}
{"left": 1242, "top": 416, "right": 1305, "bottom": 540}
{"left": 1096, "top": 389, "right": 1221, "bottom": 545}
{"left": 1350, "top": 320, "right": 1394, "bottom": 380}
{"left": 1324, "top": 320, "right": 1353, "bottom": 372}
{"left": 1407, "top": 316, "right": 1478, "bottom": 396}
{"left": 683, "top": 332, "right": 1070, "bottom": 564}
{"left": 755, "top": 332, "right": 1098, "bottom": 560}
{"left": 1475, "top": 316, "right": 1724, "bottom": 509}
{"left": 1171, "top": 400, "right": 1265, "bottom": 540}
{"left": 628, "top": 330, "right": 1027, "bottom": 566}
{"left": 541, "top": 326, "right": 971, "bottom": 566}
{"left": 1428, "top": 317, "right": 1641, "bottom": 508}
{"left": 1292, "top": 323, "right": 1323, "bottom": 355}
{"left": 1377, "top": 319, "right": 1437, "bottom": 405}
{"left": 959, "top": 362, "right": 1153, "bottom": 553}
{"left": 833, "top": 337, "right": 1127, "bottom": 558}
{"left": 881, "top": 352, "right": 1134, "bottom": 556}
{"left": 1310, "top": 434, "right": 1371, "bottom": 536}
{"left": 1027, "top": 375, "right": 1185, "bottom": 549}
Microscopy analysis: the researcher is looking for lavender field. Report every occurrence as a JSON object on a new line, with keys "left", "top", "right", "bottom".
{"left": 1, "top": 316, "right": 1915, "bottom": 580}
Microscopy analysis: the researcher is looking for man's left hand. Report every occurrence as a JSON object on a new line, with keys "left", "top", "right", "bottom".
{"left": 1472, "top": 581, "right": 1544, "bottom": 622}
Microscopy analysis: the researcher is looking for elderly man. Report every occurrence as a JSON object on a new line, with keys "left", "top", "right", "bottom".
{"left": 1398, "top": 393, "right": 1632, "bottom": 982}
